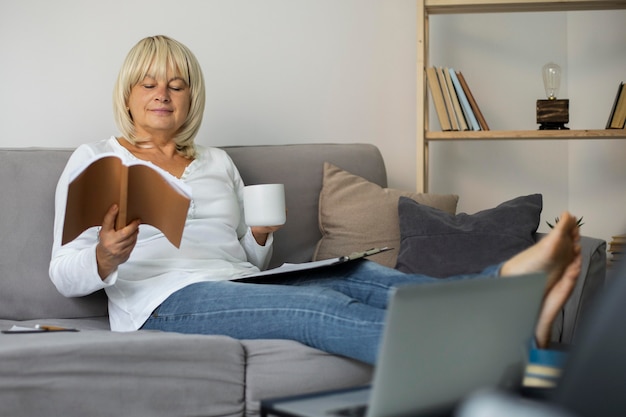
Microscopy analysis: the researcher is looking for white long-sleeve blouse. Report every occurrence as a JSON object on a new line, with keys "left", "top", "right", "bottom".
{"left": 49, "top": 137, "right": 273, "bottom": 332}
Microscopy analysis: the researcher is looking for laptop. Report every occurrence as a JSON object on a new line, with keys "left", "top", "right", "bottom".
{"left": 261, "top": 273, "right": 547, "bottom": 417}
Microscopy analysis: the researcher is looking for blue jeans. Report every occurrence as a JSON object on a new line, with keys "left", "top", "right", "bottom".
{"left": 142, "top": 260, "right": 501, "bottom": 364}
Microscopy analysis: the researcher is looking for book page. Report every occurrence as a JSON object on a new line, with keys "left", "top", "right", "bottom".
{"left": 238, "top": 257, "right": 341, "bottom": 280}
{"left": 127, "top": 165, "right": 190, "bottom": 248}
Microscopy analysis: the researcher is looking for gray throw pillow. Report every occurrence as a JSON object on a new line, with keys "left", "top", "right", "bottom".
{"left": 395, "top": 194, "right": 542, "bottom": 277}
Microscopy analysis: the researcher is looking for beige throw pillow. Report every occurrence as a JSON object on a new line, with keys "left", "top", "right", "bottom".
{"left": 313, "top": 163, "right": 459, "bottom": 268}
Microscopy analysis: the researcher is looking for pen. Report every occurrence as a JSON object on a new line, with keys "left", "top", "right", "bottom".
{"left": 35, "top": 325, "right": 79, "bottom": 332}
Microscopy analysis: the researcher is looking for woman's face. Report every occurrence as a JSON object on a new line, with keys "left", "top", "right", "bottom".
{"left": 127, "top": 69, "right": 191, "bottom": 141}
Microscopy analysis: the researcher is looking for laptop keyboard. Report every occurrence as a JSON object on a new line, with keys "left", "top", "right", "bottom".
{"left": 326, "top": 404, "right": 368, "bottom": 417}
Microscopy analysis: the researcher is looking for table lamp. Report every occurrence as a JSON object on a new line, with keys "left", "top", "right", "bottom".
{"left": 537, "top": 62, "right": 569, "bottom": 130}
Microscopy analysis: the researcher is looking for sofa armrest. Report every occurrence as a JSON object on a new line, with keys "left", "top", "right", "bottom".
{"left": 546, "top": 235, "right": 607, "bottom": 345}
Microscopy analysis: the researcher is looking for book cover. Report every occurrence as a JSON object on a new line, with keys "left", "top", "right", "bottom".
{"left": 62, "top": 154, "right": 192, "bottom": 248}
{"left": 443, "top": 67, "right": 469, "bottom": 131}
{"left": 426, "top": 67, "right": 452, "bottom": 131}
{"left": 456, "top": 71, "right": 490, "bottom": 131}
{"left": 449, "top": 68, "right": 480, "bottom": 131}
{"left": 437, "top": 67, "right": 460, "bottom": 131}
{"left": 606, "top": 81, "right": 624, "bottom": 128}
{"left": 608, "top": 82, "right": 626, "bottom": 129}
{"left": 523, "top": 347, "right": 568, "bottom": 388}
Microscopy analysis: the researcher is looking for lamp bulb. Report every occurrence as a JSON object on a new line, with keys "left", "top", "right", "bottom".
{"left": 542, "top": 62, "right": 561, "bottom": 100}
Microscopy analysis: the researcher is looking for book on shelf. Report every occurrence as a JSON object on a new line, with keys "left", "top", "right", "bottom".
{"left": 606, "top": 81, "right": 626, "bottom": 129}
{"left": 443, "top": 67, "right": 469, "bottom": 131}
{"left": 455, "top": 70, "right": 490, "bottom": 131}
{"left": 425, "top": 66, "right": 489, "bottom": 132}
{"left": 436, "top": 66, "right": 460, "bottom": 131}
{"left": 62, "top": 153, "right": 191, "bottom": 248}
{"left": 425, "top": 67, "right": 452, "bottom": 131}
{"left": 449, "top": 68, "right": 480, "bottom": 131}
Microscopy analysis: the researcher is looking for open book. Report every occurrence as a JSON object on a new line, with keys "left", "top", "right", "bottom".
{"left": 62, "top": 153, "right": 191, "bottom": 248}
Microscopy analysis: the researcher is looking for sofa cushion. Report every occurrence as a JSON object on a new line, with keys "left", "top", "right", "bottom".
{"left": 0, "top": 149, "right": 108, "bottom": 321}
{"left": 0, "top": 330, "right": 246, "bottom": 417}
{"left": 242, "top": 339, "right": 373, "bottom": 416}
{"left": 313, "top": 163, "right": 458, "bottom": 268}
{"left": 223, "top": 144, "right": 387, "bottom": 268}
{"left": 395, "top": 194, "right": 542, "bottom": 278}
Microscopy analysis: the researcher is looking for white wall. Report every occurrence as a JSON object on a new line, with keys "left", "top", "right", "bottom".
{"left": 0, "top": 0, "right": 417, "bottom": 190}
{"left": 1, "top": 1, "right": 624, "bottom": 246}
{"left": 567, "top": 11, "right": 626, "bottom": 252}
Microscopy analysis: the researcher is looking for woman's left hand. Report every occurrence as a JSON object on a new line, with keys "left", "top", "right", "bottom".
{"left": 251, "top": 225, "right": 283, "bottom": 246}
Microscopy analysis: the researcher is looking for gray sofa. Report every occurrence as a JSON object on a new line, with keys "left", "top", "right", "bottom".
{"left": 0, "top": 144, "right": 606, "bottom": 417}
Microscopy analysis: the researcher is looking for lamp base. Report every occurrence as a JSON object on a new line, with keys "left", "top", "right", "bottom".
{"left": 537, "top": 99, "right": 569, "bottom": 130}
{"left": 538, "top": 122, "right": 569, "bottom": 130}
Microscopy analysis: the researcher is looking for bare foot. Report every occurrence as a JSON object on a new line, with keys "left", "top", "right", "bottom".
{"left": 500, "top": 212, "right": 582, "bottom": 347}
{"left": 534, "top": 254, "right": 582, "bottom": 347}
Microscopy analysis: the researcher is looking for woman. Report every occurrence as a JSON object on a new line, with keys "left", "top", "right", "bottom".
{"left": 50, "top": 35, "right": 582, "bottom": 365}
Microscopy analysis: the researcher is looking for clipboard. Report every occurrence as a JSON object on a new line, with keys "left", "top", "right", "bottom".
{"left": 236, "top": 247, "right": 393, "bottom": 281}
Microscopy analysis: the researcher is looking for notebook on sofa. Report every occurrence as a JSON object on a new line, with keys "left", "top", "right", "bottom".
{"left": 260, "top": 273, "right": 546, "bottom": 417}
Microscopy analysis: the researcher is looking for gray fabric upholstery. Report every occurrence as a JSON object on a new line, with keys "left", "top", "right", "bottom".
{"left": 0, "top": 331, "right": 246, "bottom": 417}
{"left": 0, "top": 144, "right": 606, "bottom": 417}
{"left": 558, "top": 234, "right": 607, "bottom": 344}
{"left": 224, "top": 144, "right": 387, "bottom": 268}
{"left": 0, "top": 149, "right": 108, "bottom": 321}
{"left": 242, "top": 339, "right": 373, "bottom": 417}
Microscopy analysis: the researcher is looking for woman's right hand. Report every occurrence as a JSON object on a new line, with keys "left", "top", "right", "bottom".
{"left": 95, "top": 204, "right": 140, "bottom": 280}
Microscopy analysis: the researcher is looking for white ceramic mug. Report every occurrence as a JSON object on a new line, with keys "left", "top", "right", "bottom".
{"left": 243, "top": 184, "right": 286, "bottom": 226}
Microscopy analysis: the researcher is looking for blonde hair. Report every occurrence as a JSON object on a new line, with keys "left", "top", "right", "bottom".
{"left": 113, "top": 35, "right": 205, "bottom": 158}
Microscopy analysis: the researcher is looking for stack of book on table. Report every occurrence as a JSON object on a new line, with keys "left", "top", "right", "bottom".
{"left": 426, "top": 66, "right": 489, "bottom": 132}
{"left": 608, "top": 234, "right": 624, "bottom": 265}
{"left": 523, "top": 347, "right": 568, "bottom": 389}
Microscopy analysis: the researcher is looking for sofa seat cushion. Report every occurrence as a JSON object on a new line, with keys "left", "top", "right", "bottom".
{"left": 313, "top": 163, "right": 458, "bottom": 268}
{"left": 0, "top": 330, "right": 246, "bottom": 417}
{"left": 395, "top": 194, "right": 542, "bottom": 278}
{"left": 242, "top": 339, "right": 373, "bottom": 417}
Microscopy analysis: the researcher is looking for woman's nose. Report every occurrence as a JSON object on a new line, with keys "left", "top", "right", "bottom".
{"left": 155, "top": 87, "right": 170, "bottom": 102}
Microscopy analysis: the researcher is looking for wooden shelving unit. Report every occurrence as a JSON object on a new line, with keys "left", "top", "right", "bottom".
{"left": 416, "top": 0, "right": 626, "bottom": 192}
{"left": 427, "top": 129, "right": 626, "bottom": 141}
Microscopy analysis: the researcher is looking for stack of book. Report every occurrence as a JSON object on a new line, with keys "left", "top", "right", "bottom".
{"left": 608, "top": 234, "right": 624, "bottom": 265}
{"left": 606, "top": 82, "right": 626, "bottom": 129}
{"left": 523, "top": 347, "right": 568, "bottom": 389}
{"left": 426, "top": 66, "right": 489, "bottom": 132}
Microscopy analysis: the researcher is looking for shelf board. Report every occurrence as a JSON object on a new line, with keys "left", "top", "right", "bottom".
{"left": 426, "top": 129, "right": 626, "bottom": 141}
{"left": 425, "top": 0, "right": 626, "bottom": 14}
